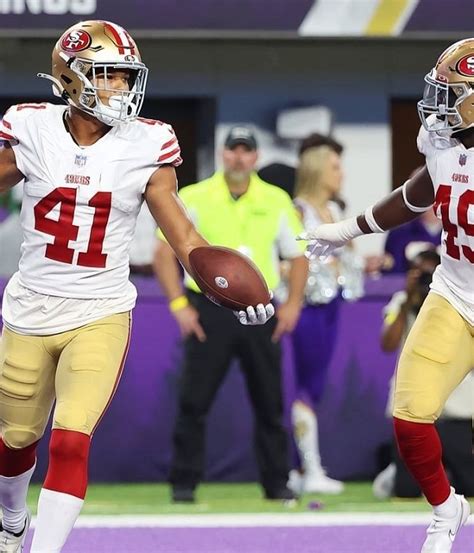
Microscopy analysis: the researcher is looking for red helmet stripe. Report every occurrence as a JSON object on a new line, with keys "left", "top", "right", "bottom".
{"left": 2, "top": 119, "right": 11, "bottom": 129}
{"left": 123, "top": 30, "right": 136, "bottom": 56}
{"left": 103, "top": 21, "right": 126, "bottom": 54}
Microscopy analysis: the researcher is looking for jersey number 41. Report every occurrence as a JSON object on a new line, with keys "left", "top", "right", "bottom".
{"left": 34, "top": 187, "right": 111, "bottom": 268}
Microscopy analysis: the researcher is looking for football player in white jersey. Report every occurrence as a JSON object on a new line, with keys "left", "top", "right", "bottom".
{"left": 299, "top": 39, "right": 474, "bottom": 553}
{"left": 0, "top": 20, "right": 273, "bottom": 553}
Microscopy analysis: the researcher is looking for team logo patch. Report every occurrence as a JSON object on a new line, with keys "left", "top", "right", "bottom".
{"left": 61, "top": 30, "right": 92, "bottom": 53}
{"left": 456, "top": 54, "right": 474, "bottom": 77}
{"left": 214, "top": 276, "right": 229, "bottom": 289}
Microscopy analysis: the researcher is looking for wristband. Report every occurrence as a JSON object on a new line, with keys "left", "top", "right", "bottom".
{"left": 364, "top": 206, "right": 385, "bottom": 233}
{"left": 169, "top": 295, "right": 189, "bottom": 312}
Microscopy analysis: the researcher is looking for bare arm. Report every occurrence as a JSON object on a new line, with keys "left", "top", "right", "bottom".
{"left": 0, "top": 143, "right": 24, "bottom": 194}
{"left": 272, "top": 254, "right": 308, "bottom": 342}
{"left": 153, "top": 239, "right": 185, "bottom": 302}
{"left": 381, "top": 307, "right": 409, "bottom": 352}
{"left": 144, "top": 165, "right": 209, "bottom": 274}
{"left": 286, "top": 255, "right": 308, "bottom": 306}
{"left": 153, "top": 238, "right": 206, "bottom": 341}
{"left": 357, "top": 166, "right": 434, "bottom": 233}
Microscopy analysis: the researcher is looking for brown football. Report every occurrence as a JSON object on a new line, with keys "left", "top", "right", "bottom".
{"left": 189, "top": 246, "right": 271, "bottom": 310}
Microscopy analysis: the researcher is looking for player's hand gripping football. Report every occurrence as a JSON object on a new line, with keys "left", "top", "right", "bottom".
{"left": 234, "top": 293, "right": 275, "bottom": 325}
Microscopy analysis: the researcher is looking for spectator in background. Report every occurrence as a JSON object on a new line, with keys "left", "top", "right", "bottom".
{"left": 154, "top": 126, "right": 308, "bottom": 503}
{"left": 373, "top": 249, "right": 474, "bottom": 499}
{"left": 281, "top": 146, "right": 364, "bottom": 495}
{"left": 258, "top": 132, "right": 345, "bottom": 210}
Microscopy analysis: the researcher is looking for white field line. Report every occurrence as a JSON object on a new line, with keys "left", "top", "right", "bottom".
{"left": 30, "top": 512, "right": 474, "bottom": 528}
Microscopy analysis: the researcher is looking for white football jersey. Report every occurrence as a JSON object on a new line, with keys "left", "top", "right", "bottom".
{"left": 1, "top": 103, "right": 181, "bottom": 333}
{"left": 417, "top": 116, "right": 474, "bottom": 325}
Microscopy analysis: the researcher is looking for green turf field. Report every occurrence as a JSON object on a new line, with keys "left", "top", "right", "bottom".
{"left": 28, "top": 482, "right": 470, "bottom": 516}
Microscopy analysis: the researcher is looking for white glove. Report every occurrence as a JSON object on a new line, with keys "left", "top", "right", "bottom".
{"left": 234, "top": 303, "right": 275, "bottom": 325}
{"left": 297, "top": 217, "right": 363, "bottom": 259}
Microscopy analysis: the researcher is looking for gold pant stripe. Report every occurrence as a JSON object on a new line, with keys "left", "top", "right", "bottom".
{"left": 91, "top": 312, "right": 132, "bottom": 436}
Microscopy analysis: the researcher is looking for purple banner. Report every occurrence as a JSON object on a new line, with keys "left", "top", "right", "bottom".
{"left": 405, "top": 0, "right": 474, "bottom": 33}
{"left": 0, "top": 0, "right": 314, "bottom": 31}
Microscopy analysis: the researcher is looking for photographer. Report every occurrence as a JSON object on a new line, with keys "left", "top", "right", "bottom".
{"left": 373, "top": 248, "right": 474, "bottom": 499}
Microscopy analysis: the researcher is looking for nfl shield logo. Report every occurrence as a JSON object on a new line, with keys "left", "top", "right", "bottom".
{"left": 459, "top": 153, "right": 467, "bottom": 166}
{"left": 75, "top": 154, "right": 87, "bottom": 167}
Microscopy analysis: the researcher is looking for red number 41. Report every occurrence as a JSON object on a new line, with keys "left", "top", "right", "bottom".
{"left": 434, "top": 184, "right": 474, "bottom": 263}
{"left": 34, "top": 187, "right": 112, "bottom": 268}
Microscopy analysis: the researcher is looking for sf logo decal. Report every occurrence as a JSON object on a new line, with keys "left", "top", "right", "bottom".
{"left": 61, "top": 30, "right": 92, "bottom": 53}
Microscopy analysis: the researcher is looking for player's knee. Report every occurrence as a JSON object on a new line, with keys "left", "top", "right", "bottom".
{"left": 2, "top": 428, "right": 40, "bottom": 450}
{"left": 49, "top": 429, "right": 90, "bottom": 463}
{"left": 54, "top": 400, "right": 91, "bottom": 434}
{"left": 393, "top": 395, "right": 441, "bottom": 423}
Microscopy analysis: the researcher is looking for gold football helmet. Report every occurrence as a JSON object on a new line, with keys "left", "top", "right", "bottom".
{"left": 38, "top": 20, "right": 148, "bottom": 126}
{"left": 418, "top": 38, "right": 474, "bottom": 135}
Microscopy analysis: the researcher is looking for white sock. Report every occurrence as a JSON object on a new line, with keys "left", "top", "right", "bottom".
{"left": 291, "top": 401, "right": 322, "bottom": 474}
{"left": 0, "top": 462, "right": 35, "bottom": 533}
{"left": 433, "top": 488, "right": 458, "bottom": 518}
{"left": 30, "top": 488, "right": 84, "bottom": 553}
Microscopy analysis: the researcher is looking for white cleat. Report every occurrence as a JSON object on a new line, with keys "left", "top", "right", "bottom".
{"left": 421, "top": 491, "right": 470, "bottom": 553}
{"left": 303, "top": 469, "right": 345, "bottom": 495}
{"left": 0, "top": 510, "right": 31, "bottom": 553}
{"left": 288, "top": 468, "right": 345, "bottom": 495}
{"left": 287, "top": 469, "right": 304, "bottom": 495}
{"left": 372, "top": 462, "right": 396, "bottom": 500}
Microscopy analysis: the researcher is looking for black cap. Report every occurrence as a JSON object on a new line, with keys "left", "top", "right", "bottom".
{"left": 224, "top": 126, "right": 258, "bottom": 150}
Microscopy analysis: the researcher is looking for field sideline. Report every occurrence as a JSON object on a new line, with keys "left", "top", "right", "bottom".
{"left": 27, "top": 482, "right": 474, "bottom": 515}
{"left": 24, "top": 483, "right": 474, "bottom": 552}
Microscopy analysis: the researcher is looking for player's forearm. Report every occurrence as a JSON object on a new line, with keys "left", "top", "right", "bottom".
{"left": 358, "top": 167, "right": 435, "bottom": 234}
{"left": 357, "top": 188, "right": 428, "bottom": 234}
{"left": 153, "top": 241, "right": 185, "bottom": 301}
{"left": 285, "top": 255, "right": 309, "bottom": 306}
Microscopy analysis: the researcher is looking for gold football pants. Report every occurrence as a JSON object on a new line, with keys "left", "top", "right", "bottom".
{"left": 393, "top": 293, "right": 474, "bottom": 423}
{"left": 0, "top": 312, "right": 131, "bottom": 449}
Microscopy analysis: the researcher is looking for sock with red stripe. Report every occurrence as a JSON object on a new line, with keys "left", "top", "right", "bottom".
{"left": 394, "top": 417, "right": 451, "bottom": 506}
{"left": 31, "top": 429, "right": 90, "bottom": 552}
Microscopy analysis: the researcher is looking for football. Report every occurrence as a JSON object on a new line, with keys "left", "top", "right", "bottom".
{"left": 189, "top": 246, "right": 271, "bottom": 311}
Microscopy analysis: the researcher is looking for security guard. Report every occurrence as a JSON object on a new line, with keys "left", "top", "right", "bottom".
{"left": 154, "top": 126, "right": 308, "bottom": 502}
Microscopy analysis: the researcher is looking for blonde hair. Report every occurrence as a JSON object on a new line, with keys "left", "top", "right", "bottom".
{"left": 294, "top": 145, "right": 333, "bottom": 198}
